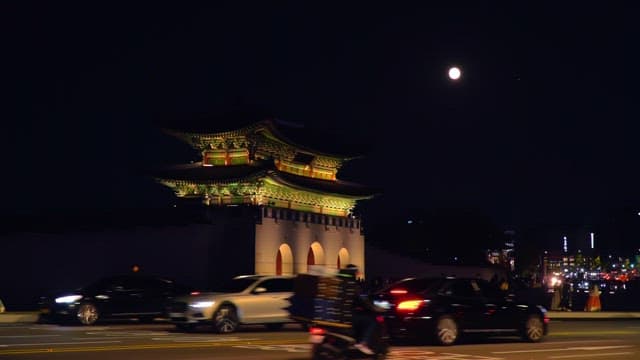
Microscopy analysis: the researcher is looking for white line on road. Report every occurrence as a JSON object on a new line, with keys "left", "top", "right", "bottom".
{"left": 440, "top": 352, "right": 504, "bottom": 360}
{"left": 0, "top": 334, "right": 61, "bottom": 338}
{"left": 234, "top": 344, "right": 310, "bottom": 353}
{"left": 544, "top": 340, "right": 624, "bottom": 345}
{"left": 156, "top": 336, "right": 260, "bottom": 342}
{"left": 569, "top": 346, "right": 634, "bottom": 350}
{"left": 2, "top": 340, "right": 121, "bottom": 347}
{"left": 548, "top": 352, "right": 634, "bottom": 359}
{"left": 493, "top": 345, "right": 633, "bottom": 354}
{"left": 30, "top": 326, "right": 112, "bottom": 331}
{"left": 72, "top": 336, "right": 158, "bottom": 341}
{"left": 85, "top": 331, "right": 167, "bottom": 336}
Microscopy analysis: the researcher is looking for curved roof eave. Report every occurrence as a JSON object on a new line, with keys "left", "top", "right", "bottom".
{"left": 152, "top": 162, "right": 271, "bottom": 184}
{"left": 152, "top": 163, "right": 379, "bottom": 199}
{"left": 266, "top": 170, "right": 379, "bottom": 200}
{"left": 160, "top": 122, "right": 262, "bottom": 147}
{"left": 161, "top": 119, "right": 365, "bottom": 161}
{"left": 260, "top": 119, "right": 363, "bottom": 161}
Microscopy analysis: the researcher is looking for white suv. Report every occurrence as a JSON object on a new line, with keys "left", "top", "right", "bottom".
{"left": 167, "top": 275, "right": 294, "bottom": 333}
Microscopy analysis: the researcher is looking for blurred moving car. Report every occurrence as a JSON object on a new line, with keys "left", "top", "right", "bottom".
{"left": 39, "top": 274, "right": 192, "bottom": 325}
{"left": 372, "top": 276, "right": 549, "bottom": 345}
{"left": 167, "top": 275, "right": 294, "bottom": 333}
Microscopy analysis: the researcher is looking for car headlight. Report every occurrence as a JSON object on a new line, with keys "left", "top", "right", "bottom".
{"left": 189, "top": 301, "right": 215, "bottom": 308}
{"left": 373, "top": 300, "right": 391, "bottom": 310}
{"left": 55, "top": 295, "right": 83, "bottom": 304}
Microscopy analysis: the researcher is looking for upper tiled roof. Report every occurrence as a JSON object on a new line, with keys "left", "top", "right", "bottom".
{"left": 158, "top": 110, "right": 371, "bottom": 159}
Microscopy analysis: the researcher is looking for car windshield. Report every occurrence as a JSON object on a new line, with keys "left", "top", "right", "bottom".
{"left": 387, "top": 277, "right": 444, "bottom": 294}
{"left": 215, "top": 277, "right": 260, "bottom": 293}
{"left": 80, "top": 277, "right": 118, "bottom": 293}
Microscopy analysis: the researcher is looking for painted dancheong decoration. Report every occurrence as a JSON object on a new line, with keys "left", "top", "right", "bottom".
{"left": 156, "top": 117, "right": 375, "bottom": 217}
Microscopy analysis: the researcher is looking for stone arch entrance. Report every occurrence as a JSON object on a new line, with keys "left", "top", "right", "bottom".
{"left": 276, "top": 244, "right": 294, "bottom": 275}
{"left": 337, "top": 248, "right": 350, "bottom": 269}
{"left": 307, "top": 241, "right": 325, "bottom": 272}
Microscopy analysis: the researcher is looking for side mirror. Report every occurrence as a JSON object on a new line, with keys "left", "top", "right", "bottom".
{"left": 253, "top": 287, "right": 267, "bottom": 294}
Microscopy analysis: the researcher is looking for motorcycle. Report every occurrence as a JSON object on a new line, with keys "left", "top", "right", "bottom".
{"left": 307, "top": 315, "right": 390, "bottom": 360}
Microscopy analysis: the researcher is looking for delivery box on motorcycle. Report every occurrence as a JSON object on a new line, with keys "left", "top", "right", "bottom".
{"left": 287, "top": 266, "right": 358, "bottom": 326}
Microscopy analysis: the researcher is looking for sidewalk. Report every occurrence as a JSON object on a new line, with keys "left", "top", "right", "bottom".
{"left": 0, "top": 312, "right": 40, "bottom": 323}
{"left": 547, "top": 310, "right": 640, "bottom": 319}
{"left": 1, "top": 311, "right": 640, "bottom": 324}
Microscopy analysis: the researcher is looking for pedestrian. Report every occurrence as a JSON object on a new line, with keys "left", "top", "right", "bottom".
{"left": 500, "top": 278, "right": 510, "bottom": 292}
{"left": 551, "top": 286, "right": 562, "bottom": 310}
{"left": 584, "top": 284, "right": 602, "bottom": 312}
{"left": 560, "top": 281, "right": 573, "bottom": 311}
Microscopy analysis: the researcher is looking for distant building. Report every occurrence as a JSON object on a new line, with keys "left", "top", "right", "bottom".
{"left": 487, "top": 229, "right": 516, "bottom": 272}
{"left": 155, "top": 116, "right": 378, "bottom": 279}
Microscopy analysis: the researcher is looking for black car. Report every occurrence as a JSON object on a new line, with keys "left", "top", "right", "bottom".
{"left": 39, "top": 274, "right": 193, "bottom": 325}
{"left": 372, "top": 276, "right": 549, "bottom": 345}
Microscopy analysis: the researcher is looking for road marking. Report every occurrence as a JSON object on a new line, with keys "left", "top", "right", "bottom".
{"left": 544, "top": 340, "right": 623, "bottom": 345}
{"left": 31, "top": 326, "right": 112, "bottom": 331}
{"left": 389, "top": 351, "right": 503, "bottom": 360}
{"left": 229, "top": 346, "right": 503, "bottom": 360}
{"left": 551, "top": 330, "right": 639, "bottom": 336}
{"left": 568, "top": 346, "right": 634, "bottom": 351}
{"left": 434, "top": 354, "right": 502, "bottom": 360}
{"left": 549, "top": 352, "right": 635, "bottom": 359}
{"left": 155, "top": 336, "right": 260, "bottom": 342}
{"left": 0, "top": 335, "right": 61, "bottom": 338}
{"left": 0, "top": 338, "right": 309, "bottom": 356}
{"left": 3, "top": 340, "right": 121, "bottom": 347}
{"left": 493, "top": 345, "right": 633, "bottom": 354}
{"left": 85, "top": 331, "right": 167, "bottom": 336}
{"left": 234, "top": 344, "right": 310, "bottom": 353}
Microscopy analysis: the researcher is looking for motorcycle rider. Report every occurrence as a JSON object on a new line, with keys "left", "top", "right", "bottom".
{"left": 339, "top": 264, "right": 385, "bottom": 356}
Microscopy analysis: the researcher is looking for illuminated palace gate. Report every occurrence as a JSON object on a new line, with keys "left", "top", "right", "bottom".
{"left": 156, "top": 117, "right": 376, "bottom": 279}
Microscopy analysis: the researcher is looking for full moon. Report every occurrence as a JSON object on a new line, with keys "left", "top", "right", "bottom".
{"left": 448, "top": 66, "right": 462, "bottom": 80}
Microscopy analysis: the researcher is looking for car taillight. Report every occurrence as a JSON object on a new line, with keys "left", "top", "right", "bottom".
{"left": 375, "top": 315, "right": 385, "bottom": 323}
{"left": 397, "top": 299, "right": 424, "bottom": 312}
{"left": 309, "top": 327, "right": 326, "bottom": 335}
{"left": 390, "top": 289, "right": 408, "bottom": 295}
{"left": 190, "top": 291, "right": 201, "bottom": 296}
{"left": 544, "top": 315, "right": 550, "bottom": 324}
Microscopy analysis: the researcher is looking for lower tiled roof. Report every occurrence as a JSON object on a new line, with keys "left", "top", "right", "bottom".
{"left": 154, "top": 162, "right": 380, "bottom": 198}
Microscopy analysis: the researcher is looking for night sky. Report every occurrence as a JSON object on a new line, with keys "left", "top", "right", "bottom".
{"left": 4, "top": 2, "right": 640, "bottom": 235}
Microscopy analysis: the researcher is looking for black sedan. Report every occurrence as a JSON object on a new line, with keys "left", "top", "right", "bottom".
{"left": 39, "top": 274, "right": 193, "bottom": 325}
{"left": 372, "top": 276, "right": 549, "bottom": 345}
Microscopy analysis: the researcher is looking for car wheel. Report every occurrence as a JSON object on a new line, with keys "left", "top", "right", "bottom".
{"left": 265, "top": 323, "right": 285, "bottom": 331}
{"left": 522, "top": 315, "right": 544, "bottom": 342}
{"left": 435, "top": 316, "right": 458, "bottom": 346}
{"left": 213, "top": 305, "right": 239, "bottom": 333}
{"left": 77, "top": 303, "right": 99, "bottom": 325}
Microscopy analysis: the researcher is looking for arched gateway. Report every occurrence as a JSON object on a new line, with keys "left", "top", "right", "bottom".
{"left": 155, "top": 116, "right": 377, "bottom": 280}
{"left": 276, "top": 244, "right": 294, "bottom": 275}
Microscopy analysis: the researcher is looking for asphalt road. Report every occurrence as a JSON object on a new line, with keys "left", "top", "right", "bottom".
{"left": 0, "top": 320, "right": 638, "bottom": 360}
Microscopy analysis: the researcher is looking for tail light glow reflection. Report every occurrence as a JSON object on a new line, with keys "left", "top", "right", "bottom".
{"left": 309, "top": 327, "right": 326, "bottom": 335}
